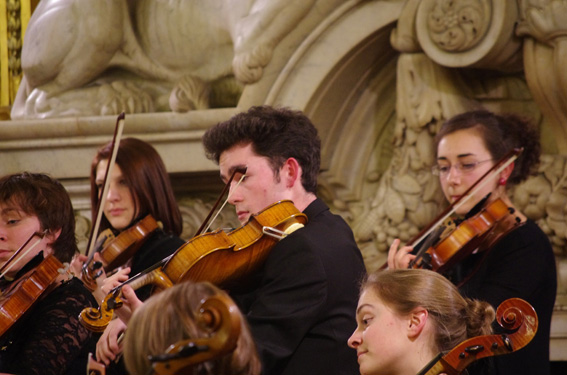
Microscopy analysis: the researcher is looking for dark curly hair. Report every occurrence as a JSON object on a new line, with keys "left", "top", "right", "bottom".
{"left": 435, "top": 110, "right": 541, "bottom": 187}
{"left": 202, "top": 106, "right": 321, "bottom": 194}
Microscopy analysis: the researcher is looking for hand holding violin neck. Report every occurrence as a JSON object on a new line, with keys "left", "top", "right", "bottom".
{"left": 79, "top": 266, "right": 174, "bottom": 332}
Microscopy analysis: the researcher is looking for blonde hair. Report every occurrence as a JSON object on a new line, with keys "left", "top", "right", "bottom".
{"left": 123, "top": 281, "right": 261, "bottom": 375}
{"left": 362, "top": 269, "right": 495, "bottom": 352}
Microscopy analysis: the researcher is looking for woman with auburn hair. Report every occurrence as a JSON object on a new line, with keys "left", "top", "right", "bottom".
{"left": 348, "top": 269, "right": 495, "bottom": 375}
{"left": 123, "top": 281, "right": 261, "bottom": 375}
{"left": 75, "top": 137, "right": 185, "bottom": 374}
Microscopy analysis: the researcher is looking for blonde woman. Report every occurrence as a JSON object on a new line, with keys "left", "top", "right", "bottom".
{"left": 348, "top": 269, "right": 494, "bottom": 375}
{"left": 123, "top": 281, "right": 261, "bottom": 375}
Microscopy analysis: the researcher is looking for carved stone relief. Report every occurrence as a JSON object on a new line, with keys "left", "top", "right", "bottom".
{"left": 340, "top": 0, "right": 567, "bottom": 298}
{"left": 517, "top": 0, "right": 567, "bottom": 153}
{"left": 10, "top": 0, "right": 348, "bottom": 120}
{"left": 415, "top": 0, "right": 523, "bottom": 70}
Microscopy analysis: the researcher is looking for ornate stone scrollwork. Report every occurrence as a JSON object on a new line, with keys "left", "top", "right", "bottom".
{"left": 425, "top": 0, "right": 491, "bottom": 52}
{"left": 415, "top": 0, "right": 523, "bottom": 70}
{"left": 349, "top": 53, "right": 477, "bottom": 272}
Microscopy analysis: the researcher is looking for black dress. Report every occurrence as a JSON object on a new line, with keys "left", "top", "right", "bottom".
{"left": 0, "top": 254, "right": 98, "bottom": 375}
{"left": 457, "top": 219, "right": 557, "bottom": 375}
{"left": 105, "top": 229, "right": 185, "bottom": 375}
{"left": 127, "top": 229, "right": 186, "bottom": 301}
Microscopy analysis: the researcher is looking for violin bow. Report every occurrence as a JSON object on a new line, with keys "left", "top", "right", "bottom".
{"left": 85, "top": 113, "right": 126, "bottom": 258}
{"left": 193, "top": 166, "right": 247, "bottom": 237}
{"left": 408, "top": 147, "right": 523, "bottom": 267}
{"left": 0, "top": 231, "right": 46, "bottom": 278}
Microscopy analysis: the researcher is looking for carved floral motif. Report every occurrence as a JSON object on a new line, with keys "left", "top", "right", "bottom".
{"left": 425, "top": 0, "right": 491, "bottom": 52}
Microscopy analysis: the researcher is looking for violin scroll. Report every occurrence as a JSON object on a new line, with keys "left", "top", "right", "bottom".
{"left": 79, "top": 290, "right": 123, "bottom": 333}
{"left": 418, "top": 298, "right": 538, "bottom": 375}
{"left": 149, "top": 293, "right": 241, "bottom": 375}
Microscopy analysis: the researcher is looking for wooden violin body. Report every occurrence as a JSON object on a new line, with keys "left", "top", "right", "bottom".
{"left": 418, "top": 298, "right": 538, "bottom": 375}
{"left": 80, "top": 200, "right": 307, "bottom": 332}
{"left": 163, "top": 199, "right": 307, "bottom": 287}
{"left": 99, "top": 215, "right": 159, "bottom": 271}
{"left": 81, "top": 215, "right": 159, "bottom": 290}
{"left": 0, "top": 253, "right": 63, "bottom": 337}
{"left": 411, "top": 198, "right": 521, "bottom": 273}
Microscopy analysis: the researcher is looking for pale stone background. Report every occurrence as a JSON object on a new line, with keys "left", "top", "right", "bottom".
{"left": 1, "top": 0, "right": 566, "bottom": 363}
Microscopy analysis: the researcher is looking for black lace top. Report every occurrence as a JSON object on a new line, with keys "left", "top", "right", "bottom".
{"left": 0, "top": 276, "right": 98, "bottom": 375}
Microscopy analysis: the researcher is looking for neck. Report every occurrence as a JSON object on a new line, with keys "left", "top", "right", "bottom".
{"left": 290, "top": 192, "right": 317, "bottom": 212}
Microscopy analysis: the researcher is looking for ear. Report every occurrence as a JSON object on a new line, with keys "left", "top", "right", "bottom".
{"left": 499, "top": 161, "right": 514, "bottom": 182}
{"left": 281, "top": 157, "right": 301, "bottom": 188}
{"left": 45, "top": 228, "right": 62, "bottom": 246}
{"left": 407, "top": 307, "right": 428, "bottom": 339}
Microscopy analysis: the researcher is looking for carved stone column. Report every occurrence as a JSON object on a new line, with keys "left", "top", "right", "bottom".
{"left": 517, "top": 0, "right": 567, "bottom": 153}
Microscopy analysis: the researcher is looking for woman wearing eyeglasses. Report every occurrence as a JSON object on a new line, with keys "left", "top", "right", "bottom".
{"left": 388, "top": 110, "right": 557, "bottom": 375}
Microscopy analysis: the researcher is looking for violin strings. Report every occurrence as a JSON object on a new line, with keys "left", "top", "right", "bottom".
{"left": 203, "top": 173, "right": 247, "bottom": 234}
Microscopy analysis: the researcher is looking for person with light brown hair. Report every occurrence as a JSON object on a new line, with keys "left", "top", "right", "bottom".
{"left": 123, "top": 281, "right": 261, "bottom": 375}
{"left": 348, "top": 269, "right": 495, "bottom": 375}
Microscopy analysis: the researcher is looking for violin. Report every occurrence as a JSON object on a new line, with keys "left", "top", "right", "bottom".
{"left": 383, "top": 148, "right": 524, "bottom": 278}
{"left": 81, "top": 214, "right": 160, "bottom": 291}
{"left": 0, "top": 252, "right": 64, "bottom": 337}
{"left": 417, "top": 297, "right": 538, "bottom": 375}
{"left": 149, "top": 292, "right": 241, "bottom": 375}
{"left": 79, "top": 199, "right": 307, "bottom": 332}
{"left": 409, "top": 196, "right": 521, "bottom": 273}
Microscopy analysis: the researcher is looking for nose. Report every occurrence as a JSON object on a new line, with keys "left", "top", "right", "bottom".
{"left": 445, "top": 166, "right": 462, "bottom": 185}
{"left": 106, "top": 182, "right": 120, "bottom": 202}
{"left": 227, "top": 182, "right": 242, "bottom": 205}
{"left": 347, "top": 329, "right": 361, "bottom": 349}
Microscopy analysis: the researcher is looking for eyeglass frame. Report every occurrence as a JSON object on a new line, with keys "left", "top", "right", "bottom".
{"left": 431, "top": 159, "right": 493, "bottom": 176}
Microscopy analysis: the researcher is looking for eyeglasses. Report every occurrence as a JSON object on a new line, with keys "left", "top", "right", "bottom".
{"left": 431, "top": 159, "right": 493, "bottom": 176}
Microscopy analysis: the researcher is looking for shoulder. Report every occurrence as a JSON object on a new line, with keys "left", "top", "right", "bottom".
{"left": 304, "top": 198, "right": 355, "bottom": 233}
{"left": 497, "top": 220, "right": 554, "bottom": 256}
{"left": 267, "top": 199, "right": 363, "bottom": 271}
{"left": 146, "top": 229, "right": 186, "bottom": 249}
{"left": 133, "top": 230, "right": 185, "bottom": 266}
{"left": 484, "top": 219, "right": 556, "bottom": 277}
{"left": 46, "top": 277, "right": 98, "bottom": 310}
